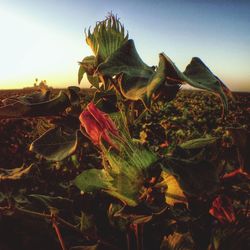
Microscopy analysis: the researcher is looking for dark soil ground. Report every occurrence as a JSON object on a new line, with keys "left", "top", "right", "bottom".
{"left": 0, "top": 89, "right": 249, "bottom": 250}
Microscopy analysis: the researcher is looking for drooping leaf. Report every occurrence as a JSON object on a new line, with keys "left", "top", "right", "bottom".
{"left": 30, "top": 127, "right": 80, "bottom": 161}
{"left": 78, "top": 64, "right": 86, "bottom": 85}
{"left": 97, "top": 39, "right": 231, "bottom": 113}
{"left": 183, "top": 57, "right": 232, "bottom": 115}
{"left": 97, "top": 40, "right": 181, "bottom": 108}
{"left": 180, "top": 136, "right": 218, "bottom": 150}
{"left": 86, "top": 74, "right": 100, "bottom": 89}
{"left": 85, "top": 14, "right": 128, "bottom": 63}
{"left": 0, "top": 164, "right": 34, "bottom": 181}
{"left": 159, "top": 55, "right": 232, "bottom": 115}
{"left": 97, "top": 39, "right": 153, "bottom": 77}
{"left": 78, "top": 55, "right": 97, "bottom": 85}
{"left": 0, "top": 91, "right": 70, "bottom": 118}
{"left": 118, "top": 53, "right": 173, "bottom": 108}
{"left": 161, "top": 157, "right": 219, "bottom": 196}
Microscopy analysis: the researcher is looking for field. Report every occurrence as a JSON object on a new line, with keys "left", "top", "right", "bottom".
{"left": 0, "top": 88, "right": 249, "bottom": 250}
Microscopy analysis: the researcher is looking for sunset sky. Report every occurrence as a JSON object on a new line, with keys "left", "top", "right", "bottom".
{"left": 0, "top": 0, "right": 249, "bottom": 91}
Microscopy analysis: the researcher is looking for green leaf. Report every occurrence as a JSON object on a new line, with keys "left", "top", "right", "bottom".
{"left": 78, "top": 55, "right": 97, "bottom": 85}
{"left": 97, "top": 41, "right": 180, "bottom": 108}
{"left": 30, "top": 128, "right": 80, "bottom": 161}
{"left": 180, "top": 136, "right": 218, "bottom": 150}
{"left": 78, "top": 64, "right": 86, "bottom": 85}
{"left": 86, "top": 74, "right": 100, "bottom": 89}
{"left": 158, "top": 55, "right": 232, "bottom": 115}
{"left": 183, "top": 57, "right": 232, "bottom": 115}
{"left": 161, "top": 157, "right": 219, "bottom": 196}
{"left": 106, "top": 146, "right": 158, "bottom": 206}
{"left": 98, "top": 39, "right": 231, "bottom": 113}
{"left": 118, "top": 53, "right": 165, "bottom": 108}
{"left": 97, "top": 39, "right": 153, "bottom": 77}
{"left": 75, "top": 140, "right": 158, "bottom": 206}
{"left": 0, "top": 91, "right": 70, "bottom": 118}
{"left": 78, "top": 55, "right": 100, "bottom": 88}
{"left": 75, "top": 109, "right": 158, "bottom": 206}
{"left": 74, "top": 169, "right": 113, "bottom": 192}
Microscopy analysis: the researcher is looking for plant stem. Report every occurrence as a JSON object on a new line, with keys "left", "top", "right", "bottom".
{"left": 52, "top": 214, "right": 67, "bottom": 250}
{"left": 3, "top": 206, "right": 120, "bottom": 250}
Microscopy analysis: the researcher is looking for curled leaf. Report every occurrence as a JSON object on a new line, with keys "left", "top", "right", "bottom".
{"left": 0, "top": 91, "right": 70, "bottom": 118}
{"left": 0, "top": 164, "right": 34, "bottom": 181}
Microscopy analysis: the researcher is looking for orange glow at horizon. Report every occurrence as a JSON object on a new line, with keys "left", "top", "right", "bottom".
{"left": 0, "top": 6, "right": 91, "bottom": 90}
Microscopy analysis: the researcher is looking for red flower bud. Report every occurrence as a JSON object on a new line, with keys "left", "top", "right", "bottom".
{"left": 79, "top": 102, "right": 119, "bottom": 147}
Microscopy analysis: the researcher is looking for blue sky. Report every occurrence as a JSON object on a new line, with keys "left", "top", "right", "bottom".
{"left": 0, "top": 0, "right": 249, "bottom": 91}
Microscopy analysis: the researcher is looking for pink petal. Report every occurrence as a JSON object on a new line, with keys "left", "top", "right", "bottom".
{"left": 79, "top": 110, "right": 102, "bottom": 145}
{"left": 87, "top": 102, "right": 119, "bottom": 136}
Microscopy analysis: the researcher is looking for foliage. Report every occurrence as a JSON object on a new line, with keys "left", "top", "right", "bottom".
{"left": 78, "top": 14, "right": 232, "bottom": 118}
{"left": 0, "top": 13, "right": 249, "bottom": 250}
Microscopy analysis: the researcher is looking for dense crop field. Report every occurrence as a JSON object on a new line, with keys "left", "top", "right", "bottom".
{"left": 0, "top": 88, "right": 249, "bottom": 250}
{"left": 0, "top": 89, "right": 249, "bottom": 169}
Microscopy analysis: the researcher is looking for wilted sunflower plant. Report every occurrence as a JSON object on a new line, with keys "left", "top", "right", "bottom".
{"left": 0, "top": 13, "right": 249, "bottom": 250}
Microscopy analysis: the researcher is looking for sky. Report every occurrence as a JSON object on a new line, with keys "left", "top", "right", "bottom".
{"left": 0, "top": 0, "right": 249, "bottom": 91}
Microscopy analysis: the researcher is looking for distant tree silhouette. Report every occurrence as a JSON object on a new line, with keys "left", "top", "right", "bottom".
{"left": 33, "top": 78, "right": 50, "bottom": 90}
